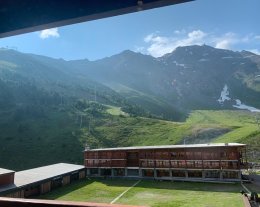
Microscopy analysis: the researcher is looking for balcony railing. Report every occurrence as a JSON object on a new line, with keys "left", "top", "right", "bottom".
{"left": 85, "top": 159, "right": 127, "bottom": 168}
{"left": 0, "top": 197, "right": 145, "bottom": 207}
{"left": 85, "top": 159, "right": 242, "bottom": 170}
{"left": 111, "top": 160, "right": 127, "bottom": 167}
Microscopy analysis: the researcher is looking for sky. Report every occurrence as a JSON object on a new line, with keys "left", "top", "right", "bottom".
{"left": 0, "top": 0, "right": 259, "bottom": 60}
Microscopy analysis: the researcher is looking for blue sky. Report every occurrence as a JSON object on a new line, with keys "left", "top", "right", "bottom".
{"left": 0, "top": 0, "right": 259, "bottom": 60}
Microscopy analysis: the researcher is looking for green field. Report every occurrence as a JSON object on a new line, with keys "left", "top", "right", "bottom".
{"left": 38, "top": 178, "right": 244, "bottom": 207}
{"left": 106, "top": 105, "right": 129, "bottom": 116}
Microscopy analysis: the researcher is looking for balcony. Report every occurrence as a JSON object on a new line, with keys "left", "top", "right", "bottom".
{"left": 111, "top": 160, "right": 127, "bottom": 167}
{"left": 0, "top": 197, "right": 144, "bottom": 207}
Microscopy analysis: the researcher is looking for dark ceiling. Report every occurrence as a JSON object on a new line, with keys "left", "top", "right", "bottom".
{"left": 0, "top": 0, "right": 192, "bottom": 38}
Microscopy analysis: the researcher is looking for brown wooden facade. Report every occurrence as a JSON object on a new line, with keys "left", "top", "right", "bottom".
{"left": 0, "top": 172, "right": 15, "bottom": 186}
{"left": 84, "top": 144, "right": 247, "bottom": 181}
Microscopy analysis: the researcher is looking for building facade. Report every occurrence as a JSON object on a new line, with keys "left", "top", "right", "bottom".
{"left": 84, "top": 143, "right": 247, "bottom": 182}
{"left": 0, "top": 169, "right": 15, "bottom": 187}
{"left": 0, "top": 163, "right": 86, "bottom": 198}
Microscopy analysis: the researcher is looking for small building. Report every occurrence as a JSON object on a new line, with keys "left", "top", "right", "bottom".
{"left": 84, "top": 143, "right": 247, "bottom": 182}
{"left": 0, "top": 163, "right": 86, "bottom": 198}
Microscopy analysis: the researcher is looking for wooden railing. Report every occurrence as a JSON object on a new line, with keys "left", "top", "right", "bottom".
{"left": 0, "top": 197, "right": 146, "bottom": 207}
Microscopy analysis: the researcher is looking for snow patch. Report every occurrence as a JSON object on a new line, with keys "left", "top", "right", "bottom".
{"left": 173, "top": 61, "right": 187, "bottom": 68}
{"left": 221, "top": 56, "right": 233, "bottom": 59}
{"left": 243, "top": 55, "right": 255, "bottom": 58}
{"left": 217, "top": 84, "right": 231, "bottom": 104}
{"left": 233, "top": 99, "right": 260, "bottom": 112}
{"left": 199, "top": 58, "right": 209, "bottom": 62}
{"left": 217, "top": 85, "right": 260, "bottom": 113}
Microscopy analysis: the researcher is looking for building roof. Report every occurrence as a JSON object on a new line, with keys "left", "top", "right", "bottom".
{"left": 0, "top": 0, "right": 192, "bottom": 38}
{"left": 86, "top": 143, "right": 246, "bottom": 152}
{"left": 0, "top": 168, "right": 15, "bottom": 175}
{"left": 0, "top": 163, "right": 84, "bottom": 193}
{"left": 14, "top": 163, "right": 84, "bottom": 187}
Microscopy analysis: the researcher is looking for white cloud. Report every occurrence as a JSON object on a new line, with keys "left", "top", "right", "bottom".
{"left": 143, "top": 30, "right": 207, "bottom": 57}
{"left": 140, "top": 30, "right": 256, "bottom": 57}
{"left": 255, "top": 35, "right": 260, "bottom": 40}
{"left": 214, "top": 32, "right": 237, "bottom": 49}
{"left": 188, "top": 30, "right": 206, "bottom": 39}
{"left": 215, "top": 39, "right": 231, "bottom": 49}
{"left": 39, "top": 28, "right": 60, "bottom": 39}
{"left": 134, "top": 46, "right": 146, "bottom": 53}
{"left": 174, "top": 29, "right": 186, "bottom": 35}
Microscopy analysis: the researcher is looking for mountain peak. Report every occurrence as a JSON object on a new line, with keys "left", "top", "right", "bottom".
{"left": 173, "top": 44, "right": 215, "bottom": 53}
{"left": 119, "top": 50, "right": 146, "bottom": 57}
{"left": 240, "top": 50, "right": 258, "bottom": 56}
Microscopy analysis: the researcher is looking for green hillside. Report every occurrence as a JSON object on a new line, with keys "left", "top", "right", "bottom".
{"left": 0, "top": 88, "right": 259, "bottom": 171}
{"left": 82, "top": 110, "right": 259, "bottom": 161}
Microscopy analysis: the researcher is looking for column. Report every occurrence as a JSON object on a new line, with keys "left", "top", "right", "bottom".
{"left": 185, "top": 170, "right": 188, "bottom": 179}
{"left": 238, "top": 171, "right": 241, "bottom": 180}
{"left": 169, "top": 169, "right": 173, "bottom": 181}
{"left": 202, "top": 171, "right": 205, "bottom": 179}
{"left": 125, "top": 168, "right": 128, "bottom": 177}
{"left": 220, "top": 171, "right": 223, "bottom": 180}
{"left": 154, "top": 169, "right": 157, "bottom": 179}
{"left": 139, "top": 168, "right": 142, "bottom": 177}
{"left": 111, "top": 168, "right": 115, "bottom": 177}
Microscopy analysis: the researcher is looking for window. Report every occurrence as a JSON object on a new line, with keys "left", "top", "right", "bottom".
{"left": 178, "top": 161, "right": 186, "bottom": 168}
{"left": 205, "top": 171, "right": 220, "bottom": 178}
{"left": 186, "top": 152, "right": 193, "bottom": 159}
{"left": 172, "top": 170, "right": 185, "bottom": 177}
{"left": 186, "top": 161, "right": 194, "bottom": 168}
{"left": 170, "top": 161, "right": 178, "bottom": 168}
{"left": 156, "top": 160, "right": 170, "bottom": 168}
{"left": 222, "top": 171, "right": 239, "bottom": 179}
{"left": 194, "top": 161, "right": 203, "bottom": 168}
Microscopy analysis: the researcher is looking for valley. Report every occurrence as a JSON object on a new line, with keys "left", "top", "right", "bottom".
{"left": 0, "top": 45, "right": 259, "bottom": 171}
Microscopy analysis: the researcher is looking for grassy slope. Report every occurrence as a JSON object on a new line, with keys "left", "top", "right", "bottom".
{"left": 38, "top": 179, "right": 243, "bottom": 207}
{"left": 84, "top": 109, "right": 259, "bottom": 153}
{"left": 1, "top": 108, "right": 259, "bottom": 171}
{"left": 106, "top": 105, "right": 129, "bottom": 116}
{"left": 186, "top": 110, "right": 259, "bottom": 142}
{"left": 0, "top": 106, "right": 84, "bottom": 171}
{"left": 187, "top": 110, "right": 260, "bottom": 161}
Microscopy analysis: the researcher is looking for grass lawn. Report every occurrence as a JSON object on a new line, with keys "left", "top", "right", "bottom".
{"left": 38, "top": 178, "right": 244, "bottom": 207}
{"left": 38, "top": 179, "right": 137, "bottom": 204}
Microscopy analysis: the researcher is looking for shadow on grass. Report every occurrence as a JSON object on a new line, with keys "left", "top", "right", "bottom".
{"left": 36, "top": 178, "right": 137, "bottom": 200}
{"left": 101, "top": 178, "right": 243, "bottom": 193}
{"left": 36, "top": 179, "right": 95, "bottom": 200}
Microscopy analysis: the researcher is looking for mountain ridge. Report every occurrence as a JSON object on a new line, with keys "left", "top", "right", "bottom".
{"left": 0, "top": 45, "right": 260, "bottom": 170}
{"left": 1, "top": 45, "right": 260, "bottom": 120}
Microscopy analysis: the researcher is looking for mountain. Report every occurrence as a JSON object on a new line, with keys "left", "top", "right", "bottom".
{"left": 0, "top": 46, "right": 259, "bottom": 170}
{"left": 0, "top": 48, "right": 150, "bottom": 170}
{"left": 68, "top": 45, "right": 260, "bottom": 119}
{"left": 3, "top": 45, "right": 259, "bottom": 121}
